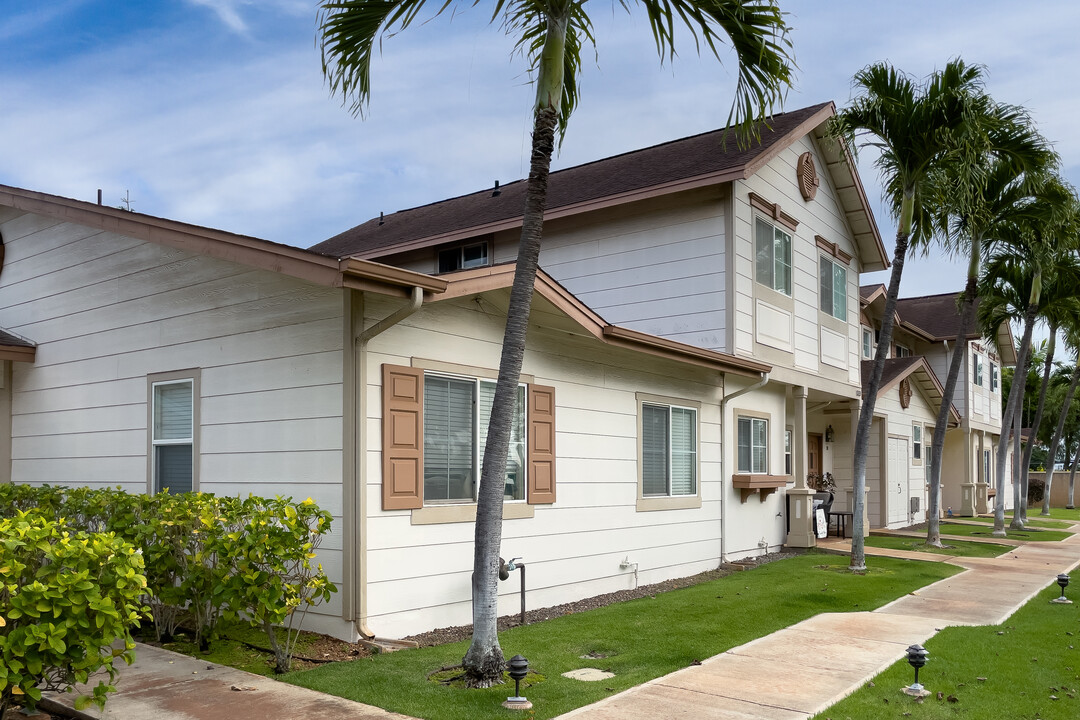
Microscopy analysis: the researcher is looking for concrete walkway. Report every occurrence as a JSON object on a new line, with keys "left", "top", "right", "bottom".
{"left": 41, "top": 527, "right": 1080, "bottom": 720}
{"left": 555, "top": 527, "right": 1080, "bottom": 720}
{"left": 41, "top": 643, "right": 414, "bottom": 720}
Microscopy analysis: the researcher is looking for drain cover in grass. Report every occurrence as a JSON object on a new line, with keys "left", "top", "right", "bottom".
{"left": 562, "top": 668, "right": 615, "bottom": 681}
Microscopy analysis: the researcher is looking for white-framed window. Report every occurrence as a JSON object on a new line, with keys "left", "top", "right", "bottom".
{"left": 784, "top": 429, "right": 793, "bottom": 476}
{"left": 641, "top": 403, "right": 698, "bottom": 497}
{"left": 754, "top": 217, "right": 792, "bottom": 295}
{"left": 819, "top": 256, "right": 847, "bottom": 320}
{"left": 895, "top": 344, "right": 912, "bottom": 358}
{"left": 913, "top": 424, "right": 922, "bottom": 460}
{"left": 862, "top": 327, "right": 873, "bottom": 359}
{"left": 972, "top": 351, "right": 984, "bottom": 386}
{"left": 438, "top": 241, "right": 489, "bottom": 273}
{"left": 737, "top": 416, "right": 768, "bottom": 473}
{"left": 983, "top": 449, "right": 991, "bottom": 485}
{"left": 423, "top": 374, "right": 526, "bottom": 504}
{"left": 991, "top": 362, "right": 999, "bottom": 392}
{"left": 151, "top": 377, "right": 195, "bottom": 494}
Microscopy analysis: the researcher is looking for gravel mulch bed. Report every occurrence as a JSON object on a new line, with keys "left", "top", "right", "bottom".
{"left": 403, "top": 551, "right": 799, "bottom": 648}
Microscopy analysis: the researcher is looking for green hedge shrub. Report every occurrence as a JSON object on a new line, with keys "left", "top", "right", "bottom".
{"left": 0, "top": 513, "right": 148, "bottom": 715}
{"left": 0, "top": 485, "right": 337, "bottom": 672}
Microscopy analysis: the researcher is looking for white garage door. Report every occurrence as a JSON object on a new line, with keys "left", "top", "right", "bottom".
{"left": 888, "top": 437, "right": 909, "bottom": 526}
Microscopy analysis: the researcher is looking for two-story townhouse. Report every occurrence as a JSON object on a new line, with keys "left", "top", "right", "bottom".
{"left": 860, "top": 286, "right": 1016, "bottom": 522}
{"left": 314, "top": 101, "right": 891, "bottom": 553}
{"left": 0, "top": 103, "right": 898, "bottom": 641}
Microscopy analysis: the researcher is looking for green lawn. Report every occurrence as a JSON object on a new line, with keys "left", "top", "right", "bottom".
{"left": 1040, "top": 507, "right": 1080, "bottom": 523}
{"left": 963, "top": 515, "right": 1073, "bottom": 530}
{"left": 865, "top": 534, "right": 1012, "bottom": 558}
{"left": 933, "top": 521, "right": 1073, "bottom": 542}
{"left": 812, "top": 582, "right": 1080, "bottom": 720}
{"left": 285, "top": 554, "right": 959, "bottom": 720}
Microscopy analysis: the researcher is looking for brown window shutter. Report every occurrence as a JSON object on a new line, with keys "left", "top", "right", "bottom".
{"left": 382, "top": 364, "right": 424, "bottom": 510}
{"left": 527, "top": 384, "right": 556, "bottom": 504}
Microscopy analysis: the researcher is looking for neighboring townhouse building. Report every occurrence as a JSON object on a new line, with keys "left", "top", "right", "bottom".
{"left": 860, "top": 286, "right": 1016, "bottom": 520}
{"left": 314, "top": 101, "right": 891, "bottom": 551}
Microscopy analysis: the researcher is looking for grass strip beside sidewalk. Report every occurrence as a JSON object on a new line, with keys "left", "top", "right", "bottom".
{"left": 813, "top": 582, "right": 1080, "bottom": 720}
{"left": 864, "top": 535, "right": 1012, "bottom": 558}
{"left": 285, "top": 553, "right": 958, "bottom": 720}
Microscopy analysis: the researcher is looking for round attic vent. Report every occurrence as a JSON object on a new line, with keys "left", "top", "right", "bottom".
{"left": 797, "top": 152, "right": 819, "bottom": 201}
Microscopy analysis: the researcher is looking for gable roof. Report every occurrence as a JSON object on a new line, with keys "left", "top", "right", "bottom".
{"left": 434, "top": 263, "right": 770, "bottom": 378}
{"left": 0, "top": 185, "right": 448, "bottom": 300}
{"left": 861, "top": 357, "right": 961, "bottom": 427}
{"left": 312, "top": 102, "right": 889, "bottom": 271}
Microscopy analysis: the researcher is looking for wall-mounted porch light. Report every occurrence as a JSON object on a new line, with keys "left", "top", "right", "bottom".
{"left": 824, "top": 425, "right": 835, "bottom": 443}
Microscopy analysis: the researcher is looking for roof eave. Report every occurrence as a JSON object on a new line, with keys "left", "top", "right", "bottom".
{"left": 812, "top": 125, "right": 890, "bottom": 272}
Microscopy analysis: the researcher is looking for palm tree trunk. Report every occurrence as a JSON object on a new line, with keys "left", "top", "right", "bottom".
{"left": 1041, "top": 364, "right": 1080, "bottom": 515}
{"left": 462, "top": 12, "right": 567, "bottom": 688}
{"left": 462, "top": 105, "right": 558, "bottom": 687}
{"left": 1019, "top": 327, "right": 1056, "bottom": 500}
{"left": 994, "top": 304, "right": 1038, "bottom": 534}
{"left": 927, "top": 275, "right": 977, "bottom": 546}
{"left": 852, "top": 197, "right": 913, "bottom": 570}
{"left": 1068, "top": 441, "right": 1080, "bottom": 508}
{"left": 1011, "top": 406, "right": 1021, "bottom": 521}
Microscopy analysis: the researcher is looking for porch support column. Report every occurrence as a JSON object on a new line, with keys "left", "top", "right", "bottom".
{"left": 785, "top": 386, "right": 815, "bottom": 548}
{"left": 960, "top": 424, "right": 977, "bottom": 516}
{"left": 975, "top": 429, "right": 989, "bottom": 514}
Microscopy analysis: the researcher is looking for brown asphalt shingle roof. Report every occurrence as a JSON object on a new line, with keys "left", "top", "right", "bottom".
{"left": 311, "top": 102, "right": 834, "bottom": 259}
{"left": 895, "top": 292, "right": 975, "bottom": 341}
{"left": 0, "top": 329, "right": 33, "bottom": 348}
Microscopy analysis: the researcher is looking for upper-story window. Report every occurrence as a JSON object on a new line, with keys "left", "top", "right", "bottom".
{"left": 991, "top": 362, "right": 999, "bottom": 392}
{"left": 862, "top": 327, "right": 873, "bottom": 359}
{"left": 755, "top": 217, "right": 791, "bottom": 295}
{"left": 972, "top": 351, "right": 984, "bottom": 386}
{"left": 438, "top": 241, "right": 489, "bottom": 273}
{"left": 895, "top": 344, "right": 912, "bottom": 358}
{"left": 819, "top": 256, "right": 847, "bottom": 320}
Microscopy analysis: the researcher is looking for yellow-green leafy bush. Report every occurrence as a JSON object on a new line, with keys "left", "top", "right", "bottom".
{"left": 0, "top": 513, "right": 148, "bottom": 715}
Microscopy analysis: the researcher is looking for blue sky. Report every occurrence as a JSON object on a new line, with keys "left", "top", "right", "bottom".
{"left": 2, "top": 1, "right": 1079, "bottom": 297}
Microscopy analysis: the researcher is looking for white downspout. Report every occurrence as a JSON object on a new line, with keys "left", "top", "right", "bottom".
{"left": 352, "top": 286, "right": 424, "bottom": 639}
{"left": 719, "top": 372, "right": 769, "bottom": 563}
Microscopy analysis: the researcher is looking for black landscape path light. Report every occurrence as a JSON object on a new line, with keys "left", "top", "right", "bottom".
{"left": 902, "top": 644, "right": 930, "bottom": 697}
{"left": 502, "top": 655, "right": 532, "bottom": 711}
{"left": 1051, "top": 573, "right": 1072, "bottom": 604}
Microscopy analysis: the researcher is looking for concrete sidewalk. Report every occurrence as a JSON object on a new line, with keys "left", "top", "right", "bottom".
{"left": 41, "top": 643, "right": 414, "bottom": 720}
{"left": 554, "top": 529, "right": 1080, "bottom": 720}
{"left": 41, "top": 527, "right": 1080, "bottom": 720}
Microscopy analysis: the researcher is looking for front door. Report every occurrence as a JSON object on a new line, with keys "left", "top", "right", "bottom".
{"left": 808, "top": 433, "right": 823, "bottom": 481}
{"left": 887, "top": 436, "right": 909, "bottom": 525}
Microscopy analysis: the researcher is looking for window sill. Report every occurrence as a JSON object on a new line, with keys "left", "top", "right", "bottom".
{"left": 731, "top": 474, "right": 792, "bottom": 503}
{"left": 636, "top": 494, "right": 702, "bottom": 512}
{"left": 410, "top": 502, "right": 535, "bottom": 525}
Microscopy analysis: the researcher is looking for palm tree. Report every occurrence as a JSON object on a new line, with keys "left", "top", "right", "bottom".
{"left": 919, "top": 102, "right": 1055, "bottom": 546}
{"left": 829, "top": 60, "right": 991, "bottom": 570}
{"left": 318, "top": 0, "right": 795, "bottom": 687}
{"left": 977, "top": 190, "right": 1080, "bottom": 533}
